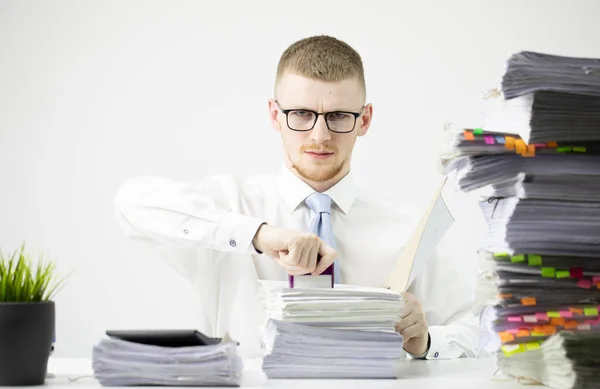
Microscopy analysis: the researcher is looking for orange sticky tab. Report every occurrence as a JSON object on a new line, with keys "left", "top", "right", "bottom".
{"left": 565, "top": 321, "right": 578, "bottom": 329}
{"left": 464, "top": 130, "right": 474, "bottom": 140}
{"left": 499, "top": 332, "right": 515, "bottom": 342}
{"left": 499, "top": 293, "right": 513, "bottom": 299}
{"left": 522, "top": 144, "right": 536, "bottom": 157}
{"left": 547, "top": 141, "right": 558, "bottom": 148}
{"left": 505, "top": 136, "right": 516, "bottom": 150}
{"left": 516, "top": 330, "right": 530, "bottom": 337}
{"left": 521, "top": 297, "right": 537, "bottom": 306}
{"left": 551, "top": 318, "right": 566, "bottom": 326}
{"left": 533, "top": 325, "right": 545, "bottom": 333}
{"left": 515, "top": 139, "right": 527, "bottom": 154}
{"left": 542, "top": 325, "right": 557, "bottom": 335}
{"left": 570, "top": 307, "right": 584, "bottom": 315}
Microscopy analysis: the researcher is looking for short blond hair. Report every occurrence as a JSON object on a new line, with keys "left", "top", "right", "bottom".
{"left": 275, "top": 35, "right": 366, "bottom": 94}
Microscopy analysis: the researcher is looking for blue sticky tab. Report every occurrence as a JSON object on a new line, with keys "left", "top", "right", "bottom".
{"left": 496, "top": 136, "right": 505, "bottom": 144}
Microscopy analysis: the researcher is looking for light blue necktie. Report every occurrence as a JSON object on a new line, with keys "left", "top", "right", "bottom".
{"left": 305, "top": 193, "right": 340, "bottom": 284}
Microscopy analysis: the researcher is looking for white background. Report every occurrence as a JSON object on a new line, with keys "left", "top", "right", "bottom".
{"left": 1, "top": 0, "right": 600, "bottom": 357}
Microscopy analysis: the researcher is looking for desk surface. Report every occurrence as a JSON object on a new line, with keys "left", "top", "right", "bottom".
{"left": 45, "top": 357, "right": 526, "bottom": 389}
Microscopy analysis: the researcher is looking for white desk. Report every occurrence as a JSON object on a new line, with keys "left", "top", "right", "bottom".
{"left": 45, "top": 357, "right": 526, "bottom": 389}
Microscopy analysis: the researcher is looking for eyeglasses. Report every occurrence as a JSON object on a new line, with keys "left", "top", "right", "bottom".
{"left": 275, "top": 101, "right": 364, "bottom": 133}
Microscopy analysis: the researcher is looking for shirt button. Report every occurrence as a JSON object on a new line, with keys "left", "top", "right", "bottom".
{"left": 183, "top": 229, "right": 189, "bottom": 235}
{"left": 434, "top": 352, "right": 439, "bottom": 358}
{"left": 229, "top": 239, "right": 236, "bottom": 247}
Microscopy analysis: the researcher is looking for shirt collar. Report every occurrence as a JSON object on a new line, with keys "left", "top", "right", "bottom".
{"left": 276, "top": 165, "right": 356, "bottom": 215}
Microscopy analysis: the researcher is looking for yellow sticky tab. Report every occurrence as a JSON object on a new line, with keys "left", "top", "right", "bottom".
{"left": 556, "top": 270, "right": 570, "bottom": 278}
{"left": 584, "top": 307, "right": 599, "bottom": 316}
{"left": 526, "top": 342, "right": 540, "bottom": 351}
{"left": 511, "top": 255, "right": 525, "bottom": 263}
{"left": 515, "top": 139, "right": 527, "bottom": 154}
{"left": 548, "top": 311, "right": 561, "bottom": 318}
{"left": 501, "top": 344, "right": 526, "bottom": 357}
{"left": 505, "top": 136, "right": 516, "bottom": 150}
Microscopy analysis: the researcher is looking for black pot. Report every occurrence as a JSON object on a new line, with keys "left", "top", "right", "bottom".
{"left": 0, "top": 301, "right": 55, "bottom": 386}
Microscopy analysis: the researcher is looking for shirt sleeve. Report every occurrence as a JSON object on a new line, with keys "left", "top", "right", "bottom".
{"left": 114, "top": 175, "right": 266, "bottom": 254}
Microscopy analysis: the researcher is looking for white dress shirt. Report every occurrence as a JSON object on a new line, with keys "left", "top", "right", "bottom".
{"left": 114, "top": 166, "right": 481, "bottom": 360}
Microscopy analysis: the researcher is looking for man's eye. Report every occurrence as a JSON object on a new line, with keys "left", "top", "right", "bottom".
{"left": 293, "top": 110, "right": 309, "bottom": 117}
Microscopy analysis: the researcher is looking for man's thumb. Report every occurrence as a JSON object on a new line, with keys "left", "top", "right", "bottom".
{"left": 312, "top": 242, "right": 337, "bottom": 275}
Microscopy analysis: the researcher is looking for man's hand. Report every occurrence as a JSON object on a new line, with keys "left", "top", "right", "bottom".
{"left": 252, "top": 224, "right": 337, "bottom": 275}
{"left": 395, "top": 292, "right": 429, "bottom": 357}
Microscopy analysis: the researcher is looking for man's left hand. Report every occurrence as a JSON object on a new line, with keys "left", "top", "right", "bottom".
{"left": 395, "top": 292, "right": 429, "bottom": 357}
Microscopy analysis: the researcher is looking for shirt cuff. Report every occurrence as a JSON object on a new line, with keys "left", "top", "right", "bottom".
{"left": 213, "top": 211, "right": 265, "bottom": 254}
{"left": 424, "top": 325, "right": 466, "bottom": 360}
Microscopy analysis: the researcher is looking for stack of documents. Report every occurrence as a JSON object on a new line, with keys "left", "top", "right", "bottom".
{"left": 441, "top": 51, "right": 600, "bottom": 389}
{"left": 258, "top": 281, "right": 405, "bottom": 379}
{"left": 92, "top": 336, "right": 243, "bottom": 386}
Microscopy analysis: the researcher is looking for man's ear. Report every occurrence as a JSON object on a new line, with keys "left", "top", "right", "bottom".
{"left": 357, "top": 103, "right": 373, "bottom": 137}
{"left": 268, "top": 99, "right": 281, "bottom": 132}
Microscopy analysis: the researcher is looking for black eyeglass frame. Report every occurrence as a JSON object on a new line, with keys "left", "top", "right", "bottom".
{"left": 275, "top": 100, "right": 365, "bottom": 133}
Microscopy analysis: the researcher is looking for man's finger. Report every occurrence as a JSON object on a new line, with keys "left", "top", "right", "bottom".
{"left": 306, "top": 243, "right": 319, "bottom": 273}
{"left": 312, "top": 242, "right": 337, "bottom": 275}
{"left": 400, "top": 323, "right": 422, "bottom": 340}
{"left": 395, "top": 311, "right": 418, "bottom": 332}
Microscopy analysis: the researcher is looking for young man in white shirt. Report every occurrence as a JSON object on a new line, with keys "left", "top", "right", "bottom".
{"left": 115, "top": 35, "right": 480, "bottom": 360}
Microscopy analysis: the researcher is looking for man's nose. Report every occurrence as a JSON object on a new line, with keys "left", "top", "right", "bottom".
{"left": 309, "top": 115, "right": 331, "bottom": 143}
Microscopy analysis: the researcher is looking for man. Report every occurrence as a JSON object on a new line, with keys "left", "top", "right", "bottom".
{"left": 114, "top": 35, "right": 480, "bottom": 360}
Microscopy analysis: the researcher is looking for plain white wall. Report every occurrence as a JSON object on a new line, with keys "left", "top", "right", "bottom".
{"left": 1, "top": 0, "right": 600, "bottom": 357}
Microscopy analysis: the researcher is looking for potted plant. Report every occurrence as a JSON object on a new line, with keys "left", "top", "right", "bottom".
{"left": 0, "top": 243, "right": 68, "bottom": 386}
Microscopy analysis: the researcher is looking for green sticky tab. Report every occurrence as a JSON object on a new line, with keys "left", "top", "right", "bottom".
{"left": 556, "top": 270, "right": 570, "bottom": 279}
{"left": 501, "top": 344, "right": 526, "bottom": 357}
{"left": 525, "top": 342, "right": 541, "bottom": 351}
{"left": 531, "top": 332, "right": 545, "bottom": 337}
{"left": 584, "top": 307, "right": 599, "bottom": 316}
{"left": 572, "top": 146, "right": 587, "bottom": 152}
{"left": 473, "top": 128, "right": 483, "bottom": 135}
{"left": 548, "top": 311, "right": 561, "bottom": 318}
{"left": 542, "top": 267, "right": 555, "bottom": 278}
{"left": 528, "top": 255, "right": 542, "bottom": 266}
{"left": 511, "top": 255, "right": 525, "bottom": 263}
{"left": 556, "top": 146, "right": 572, "bottom": 152}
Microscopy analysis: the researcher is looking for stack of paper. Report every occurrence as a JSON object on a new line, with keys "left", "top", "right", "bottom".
{"left": 441, "top": 50, "right": 600, "bottom": 389}
{"left": 258, "top": 281, "right": 405, "bottom": 379}
{"left": 91, "top": 337, "right": 243, "bottom": 386}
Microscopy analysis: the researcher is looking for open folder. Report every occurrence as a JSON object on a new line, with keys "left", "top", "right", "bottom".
{"left": 384, "top": 177, "right": 455, "bottom": 293}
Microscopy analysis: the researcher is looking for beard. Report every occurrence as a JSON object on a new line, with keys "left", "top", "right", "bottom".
{"left": 289, "top": 144, "right": 346, "bottom": 182}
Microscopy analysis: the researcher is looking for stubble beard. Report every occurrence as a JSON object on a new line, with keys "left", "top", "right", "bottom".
{"left": 292, "top": 158, "right": 346, "bottom": 182}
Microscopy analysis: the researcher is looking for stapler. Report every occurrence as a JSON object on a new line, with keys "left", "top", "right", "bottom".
{"left": 289, "top": 255, "right": 334, "bottom": 289}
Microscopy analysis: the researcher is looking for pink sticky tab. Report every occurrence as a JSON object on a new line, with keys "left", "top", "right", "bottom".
{"left": 536, "top": 312, "right": 549, "bottom": 321}
{"left": 507, "top": 328, "right": 520, "bottom": 334}
{"left": 484, "top": 135, "right": 494, "bottom": 144}
{"left": 593, "top": 276, "right": 600, "bottom": 283}
{"left": 523, "top": 315, "right": 537, "bottom": 323}
{"left": 559, "top": 310, "right": 573, "bottom": 318}
{"left": 578, "top": 280, "right": 592, "bottom": 289}
{"left": 508, "top": 316, "right": 522, "bottom": 323}
{"left": 534, "top": 143, "right": 547, "bottom": 148}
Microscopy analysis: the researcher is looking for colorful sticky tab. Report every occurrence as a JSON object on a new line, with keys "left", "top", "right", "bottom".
{"left": 542, "top": 267, "right": 555, "bottom": 277}
{"left": 533, "top": 143, "right": 547, "bottom": 148}
{"left": 570, "top": 267, "right": 584, "bottom": 279}
{"left": 565, "top": 321, "right": 578, "bottom": 330}
{"left": 578, "top": 323, "right": 591, "bottom": 331}
{"left": 508, "top": 316, "right": 522, "bottom": 323}
{"left": 499, "top": 332, "right": 515, "bottom": 342}
{"left": 528, "top": 254, "right": 542, "bottom": 266}
{"left": 547, "top": 141, "right": 558, "bottom": 148}
{"left": 578, "top": 280, "right": 592, "bottom": 289}
{"left": 525, "top": 342, "right": 541, "bottom": 351}
{"left": 501, "top": 344, "right": 526, "bottom": 357}
{"left": 515, "top": 139, "right": 527, "bottom": 154}
{"left": 506, "top": 328, "right": 520, "bottom": 334}
{"left": 573, "top": 146, "right": 587, "bottom": 152}
{"left": 556, "top": 270, "right": 570, "bottom": 279}
{"left": 547, "top": 311, "right": 561, "bottom": 318}
{"left": 473, "top": 128, "right": 483, "bottom": 135}
{"left": 557, "top": 146, "right": 572, "bottom": 152}
{"left": 522, "top": 144, "right": 536, "bottom": 157}
{"left": 523, "top": 315, "right": 537, "bottom": 323}
{"left": 521, "top": 297, "right": 537, "bottom": 306}
{"left": 505, "top": 136, "right": 516, "bottom": 150}
{"left": 570, "top": 307, "right": 584, "bottom": 315}
{"left": 535, "top": 312, "right": 549, "bottom": 321}
{"left": 592, "top": 276, "right": 600, "bottom": 283}
{"left": 551, "top": 318, "right": 566, "bottom": 326}
{"left": 496, "top": 136, "right": 505, "bottom": 144}
{"left": 464, "top": 130, "right": 475, "bottom": 141}
{"left": 484, "top": 135, "right": 494, "bottom": 144}
{"left": 584, "top": 307, "right": 599, "bottom": 316}
{"left": 511, "top": 254, "right": 525, "bottom": 263}
{"left": 559, "top": 310, "right": 573, "bottom": 318}
{"left": 516, "top": 330, "right": 530, "bottom": 338}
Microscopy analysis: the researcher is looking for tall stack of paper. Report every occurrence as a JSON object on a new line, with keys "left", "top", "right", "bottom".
{"left": 92, "top": 336, "right": 243, "bottom": 386}
{"left": 258, "top": 281, "right": 405, "bottom": 379}
{"left": 441, "top": 51, "right": 600, "bottom": 389}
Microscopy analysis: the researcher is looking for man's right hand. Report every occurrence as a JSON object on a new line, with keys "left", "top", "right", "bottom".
{"left": 252, "top": 224, "right": 337, "bottom": 276}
